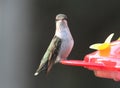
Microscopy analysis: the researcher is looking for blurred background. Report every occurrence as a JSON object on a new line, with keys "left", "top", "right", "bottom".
{"left": 0, "top": 0, "right": 120, "bottom": 88}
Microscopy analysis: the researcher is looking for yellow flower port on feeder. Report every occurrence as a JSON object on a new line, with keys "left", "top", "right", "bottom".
{"left": 89, "top": 33, "right": 114, "bottom": 56}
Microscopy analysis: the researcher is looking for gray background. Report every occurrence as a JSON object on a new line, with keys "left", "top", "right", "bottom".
{"left": 0, "top": 0, "right": 120, "bottom": 88}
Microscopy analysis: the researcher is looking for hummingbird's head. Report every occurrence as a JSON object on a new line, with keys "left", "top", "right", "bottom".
{"left": 56, "top": 14, "right": 67, "bottom": 21}
{"left": 55, "top": 14, "right": 68, "bottom": 31}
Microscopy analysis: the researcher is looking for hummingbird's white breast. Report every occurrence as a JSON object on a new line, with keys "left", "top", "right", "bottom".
{"left": 55, "top": 20, "right": 74, "bottom": 62}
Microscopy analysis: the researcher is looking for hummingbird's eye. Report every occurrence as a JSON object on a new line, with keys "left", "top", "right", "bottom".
{"left": 56, "top": 19, "right": 59, "bottom": 21}
{"left": 56, "top": 19, "right": 66, "bottom": 21}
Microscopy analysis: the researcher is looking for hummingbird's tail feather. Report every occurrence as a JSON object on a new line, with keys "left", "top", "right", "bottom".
{"left": 34, "top": 61, "right": 48, "bottom": 76}
{"left": 34, "top": 66, "right": 46, "bottom": 76}
{"left": 47, "top": 60, "right": 54, "bottom": 73}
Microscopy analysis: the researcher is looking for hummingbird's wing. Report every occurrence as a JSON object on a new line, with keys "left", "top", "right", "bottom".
{"left": 47, "top": 36, "right": 62, "bottom": 72}
{"left": 34, "top": 36, "right": 62, "bottom": 75}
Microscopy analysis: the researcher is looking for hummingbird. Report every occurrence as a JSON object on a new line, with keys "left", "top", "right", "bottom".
{"left": 34, "top": 14, "right": 74, "bottom": 76}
